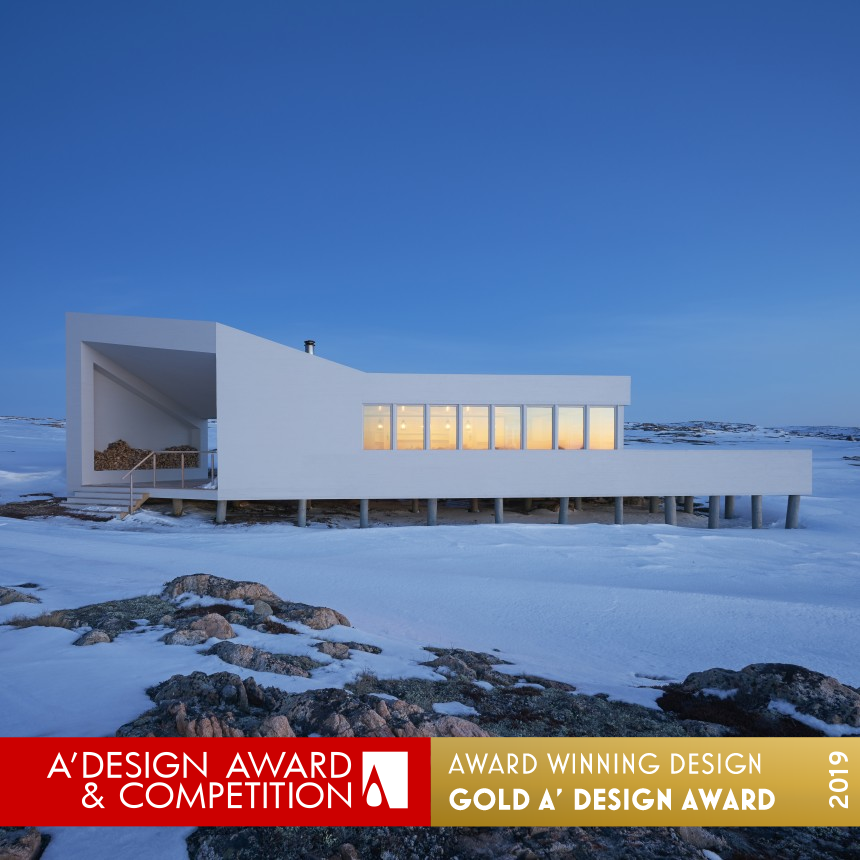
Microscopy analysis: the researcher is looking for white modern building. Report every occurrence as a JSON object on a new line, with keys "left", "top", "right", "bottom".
{"left": 65, "top": 313, "right": 811, "bottom": 527}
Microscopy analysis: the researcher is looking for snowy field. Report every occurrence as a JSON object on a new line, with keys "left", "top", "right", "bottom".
{"left": 1, "top": 416, "right": 859, "bottom": 858}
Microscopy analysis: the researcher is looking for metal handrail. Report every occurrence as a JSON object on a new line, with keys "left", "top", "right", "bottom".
{"left": 120, "top": 449, "right": 217, "bottom": 514}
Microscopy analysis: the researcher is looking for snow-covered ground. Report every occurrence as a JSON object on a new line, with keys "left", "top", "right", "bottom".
{"left": 1, "top": 416, "right": 858, "bottom": 858}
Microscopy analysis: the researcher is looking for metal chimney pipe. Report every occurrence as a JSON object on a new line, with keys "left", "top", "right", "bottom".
{"left": 304, "top": 340, "right": 316, "bottom": 355}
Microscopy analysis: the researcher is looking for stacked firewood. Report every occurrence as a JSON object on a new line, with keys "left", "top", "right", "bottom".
{"left": 93, "top": 440, "right": 199, "bottom": 471}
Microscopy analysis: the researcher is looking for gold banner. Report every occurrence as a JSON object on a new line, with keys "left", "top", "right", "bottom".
{"left": 431, "top": 737, "right": 858, "bottom": 826}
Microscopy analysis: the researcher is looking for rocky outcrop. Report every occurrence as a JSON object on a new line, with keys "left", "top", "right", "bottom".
{"left": 162, "top": 573, "right": 350, "bottom": 629}
{"left": 205, "top": 641, "right": 322, "bottom": 677}
{"left": 658, "top": 663, "right": 860, "bottom": 736}
{"left": 351, "top": 648, "right": 727, "bottom": 739}
{"left": 73, "top": 629, "right": 111, "bottom": 646}
{"left": 0, "top": 827, "right": 44, "bottom": 860}
{"left": 188, "top": 612, "right": 235, "bottom": 640}
{"left": 116, "top": 670, "right": 489, "bottom": 739}
{"left": 9, "top": 595, "right": 175, "bottom": 641}
{"left": 0, "top": 587, "right": 40, "bottom": 606}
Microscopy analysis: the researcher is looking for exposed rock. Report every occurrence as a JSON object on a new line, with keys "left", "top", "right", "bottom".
{"left": 344, "top": 648, "right": 727, "bottom": 739}
{"left": 116, "top": 670, "right": 489, "bottom": 739}
{"left": 163, "top": 573, "right": 280, "bottom": 604}
{"left": 0, "top": 587, "right": 40, "bottom": 606}
{"left": 73, "top": 629, "right": 111, "bottom": 646}
{"left": 659, "top": 663, "right": 860, "bottom": 736}
{"left": 315, "top": 640, "right": 350, "bottom": 660}
{"left": 205, "top": 641, "right": 322, "bottom": 677}
{"left": 162, "top": 573, "right": 350, "bottom": 629}
{"left": 189, "top": 613, "right": 235, "bottom": 640}
{"left": 185, "top": 826, "right": 712, "bottom": 860}
{"left": 252, "top": 599, "right": 273, "bottom": 617}
{"left": 0, "top": 827, "right": 43, "bottom": 860}
{"left": 8, "top": 595, "right": 175, "bottom": 641}
{"left": 162, "top": 629, "right": 209, "bottom": 647}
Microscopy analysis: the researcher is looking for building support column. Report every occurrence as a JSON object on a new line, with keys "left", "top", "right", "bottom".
{"left": 751, "top": 495, "right": 763, "bottom": 529}
{"left": 649, "top": 496, "right": 659, "bottom": 514}
{"left": 469, "top": 498, "right": 480, "bottom": 513}
{"left": 296, "top": 499, "right": 307, "bottom": 528}
{"left": 724, "top": 495, "right": 735, "bottom": 519}
{"left": 412, "top": 499, "right": 420, "bottom": 514}
{"left": 786, "top": 495, "right": 801, "bottom": 529}
{"left": 558, "top": 497, "right": 569, "bottom": 525}
{"left": 574, "top": 497, "right": 583, "bottom": 511}
{"left": 708, "top": 496, "right": 720, "bottom": 529}
{"left": 171, "top": 498, "right": 184, "bottom": 517}
{"left": 427, "top": 498, "right": 438, "bottom": 526}
{"left": 614, "top": 497, "right": 624, "bottom": 525}
{"left": 684, "top": 496, "right": 695, "bottom": 514}
{"left": 215, "top": 500, "right": 227, "bottom": 524}
{"left": 523, "top": 498, "right": 532, "bottom": 514}
{"left": 359, "top": 499, "right": 369, "bottom": 529}
{"left": 664, "top": 496, "right": 676, "bottom": 526}
{"left": 494, "top": 498, "right": 504, "bottom": 524}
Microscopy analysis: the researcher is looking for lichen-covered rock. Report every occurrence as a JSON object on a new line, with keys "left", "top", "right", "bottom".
{"left": 9, "top": 595, "right": 174, "bottom": 641}
{"left": 189, "top": 613, "right": 235, "bottom": 640}
{"left": 162, "top": 573, "right": 350, "bottom": 629}
{"left": 252, "top": 599, "right": 273, "bottom": 617}
{"left": 0, "top": 587, "right": 40, "bottom": 606}
{"left": 73, "top": 629, "right": 111, "bottom": 646}
{"left": 0, "top": 827, "right": 43, "bottom": 860}
{"left": 205, "top": 641, "right": 323, "bottom": 677}
{"left": 315, "top": 640, "right": 350, "bottom": 660}
{"left": 162, "top": 629, "right": 209, "bottom": 646}
{"left": 659, "top": 663, "right": 860, "bottom": 736}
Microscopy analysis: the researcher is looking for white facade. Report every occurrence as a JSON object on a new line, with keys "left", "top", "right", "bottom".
{"left": 66, "top": 313, "right": 812, "bottom": 506}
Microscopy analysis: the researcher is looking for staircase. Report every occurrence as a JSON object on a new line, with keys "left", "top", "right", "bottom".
{"left": 62, "top": 488, "right": 150, "bottom": 518}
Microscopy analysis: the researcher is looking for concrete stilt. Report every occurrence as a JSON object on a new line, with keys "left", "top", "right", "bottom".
{"left": 614, "top": 496, "right": 624, "bottom": 525}
{"left": 427, "top": 498, "right": 438, "bottom": 526}
{"left": 523, "top": 498, "right": 532, "bottom": 514}
{"left": 215, "top": 500, "right": 227, "bottom": 524}
{"left": 297, "top": 499, "right": 307, "bottom": 528}
{"left": 664, "top": 496, "right": 677, "bottom": 526}
{"left": 649, "top": 496, "right": 659, "bottom": 514}
{"left": 171, "top": 498, "right": 184, "bottom": 517}
{"left": 708, "top": 496, "right": 720, "bottom": 529}
{"left": 751, "top": 495, "right": 763, "bottom": 529}
{"left": 558, "top": 497, "right": 569, "bottom": 525}
{"left": 724, "top": 495, "right": 735, "bottom": 519}
{"left": 785, "top": 495, "right": 800, "bottom": 529}
{"left": 494, "top": 498, "right": 504, "bottom": 524}
{"left": 469, "top": 498, "right": 480, "bottom": 513}
{"left": 574, "top": 497, "right": 583, "bottom": 511}
{"left": 359, "top": 498, "right": 369, "bottom": 528}
{"left": 684, "top": 496, "right": 694, "bottom": 514}
{"left": 412, "top": 499, "right": 420, "bottom": 514}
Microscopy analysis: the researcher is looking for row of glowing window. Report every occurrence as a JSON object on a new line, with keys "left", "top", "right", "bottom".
{"left": 363, "top": 405, "right": 617, "bottom": 451}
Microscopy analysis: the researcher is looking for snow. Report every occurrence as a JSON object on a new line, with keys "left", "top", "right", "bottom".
{"left": 433, "top": 701, "right": 480, "bottom": 717}
{"left": 1, "top": 416, "right": 859, "bottom": 856}
{"left": 767, "top": 700, "right": 860, "bottom": 738}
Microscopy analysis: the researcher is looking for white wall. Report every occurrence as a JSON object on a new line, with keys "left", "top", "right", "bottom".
{"left": 214, "top": 325, "right": 811, "bottom": 499}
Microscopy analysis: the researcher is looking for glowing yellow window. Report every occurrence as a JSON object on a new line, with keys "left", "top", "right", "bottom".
{"left": 396, "top": 404, "right": 425, "bottom": 450}
{"left": 558, "top": 406, "right": 584, "bottom": 450}
{"left": 589, "top": 406, "right": 617, "bottom": 450}
{"left": 526, "top": 406, "right": 553, "bottom": 449}
{"left": 430, "top": 405, "right": 457, "bottom": 450}
{"left": 363, "top": 405, "right": 391, "bottom": 450}
{"left": 494, "top": 406, "right": 522, "bottom": 450}
{"left": 461, "top": 405, "right": 489, "bottom": 450}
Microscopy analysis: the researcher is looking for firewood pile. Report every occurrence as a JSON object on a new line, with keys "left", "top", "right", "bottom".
{"left": 94, "top": 440, "right": 199, "bottom": 471}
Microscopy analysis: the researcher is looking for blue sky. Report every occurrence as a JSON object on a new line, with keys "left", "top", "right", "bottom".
{"left": 1, "top": 1, "right": 857, "bottom": 424}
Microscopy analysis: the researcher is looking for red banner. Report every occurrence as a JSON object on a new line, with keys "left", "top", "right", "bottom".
{"left": 1, "top": 738, "right": 431, "bottom": 826}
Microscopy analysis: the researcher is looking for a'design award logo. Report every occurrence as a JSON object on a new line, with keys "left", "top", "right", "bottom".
{"left": 362, "top": 751, "right": 409, "bottom": 809}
